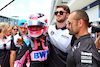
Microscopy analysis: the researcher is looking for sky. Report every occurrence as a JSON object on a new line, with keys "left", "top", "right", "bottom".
{"left": 0, "top": 0, "right": 52, "bottom": 23}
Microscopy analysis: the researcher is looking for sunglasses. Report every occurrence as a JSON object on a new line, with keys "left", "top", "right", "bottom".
{"left": 13, "top": 29, "right": 18, "bottom": 31}
{"left": 67, "top": 19, "right": 80, "bottom": 25}
{"left": 67, "top": 21, "right": 73, "bottom": 25}
{"left": 55, "top": 11, "right": 67, "bottom": 15}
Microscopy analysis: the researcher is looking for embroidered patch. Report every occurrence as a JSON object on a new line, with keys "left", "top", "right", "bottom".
{"left": 61, "top": 35, "right": 69, "bottom": 38}
{"left": 37, "top": 42, "right": 40, "bottom": 46}
{"left": 50, "top": 31, "right": 54, "bottom": 35}
{"left": 81, "top": 51, "right": 92, "bottom": 64}
{"left": 23, "top": 37, "right": 30, "bottom": 47}
{"left": 30, "top": 49, "right": 49, "bottom": 61}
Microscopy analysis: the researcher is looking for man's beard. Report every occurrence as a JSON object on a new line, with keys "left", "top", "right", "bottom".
{"left": 57, "top": 17, "right": 66, "bottom": 23}
{"left": 57, "top": 19, "right": 65, "bottom": 23}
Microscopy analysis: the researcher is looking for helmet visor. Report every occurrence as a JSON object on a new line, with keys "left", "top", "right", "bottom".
{"left": 28, "top": 26, "right": 43, "bottom": 31}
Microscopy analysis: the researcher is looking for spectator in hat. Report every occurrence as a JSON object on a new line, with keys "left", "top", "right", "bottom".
{"left": 10, "top": 19, "right": 28, "bottom": 67}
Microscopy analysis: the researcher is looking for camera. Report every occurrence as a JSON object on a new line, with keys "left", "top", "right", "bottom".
{"left": 90, "top": 21, "right": 100, "bottom": 33}
{"left": 92, "top": 26, "right": 100, "bottom": 33}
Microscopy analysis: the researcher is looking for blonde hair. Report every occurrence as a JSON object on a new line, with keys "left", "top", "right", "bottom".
{"left": 0, "top": 22, "right": 9, "bottom": 33}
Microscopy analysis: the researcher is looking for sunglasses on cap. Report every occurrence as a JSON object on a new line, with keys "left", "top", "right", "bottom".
{"left": 13, "top": 29, "right": 18, "bottom": 31}
{"left": 55, "top": 11, "right": 67, "bottom": 15}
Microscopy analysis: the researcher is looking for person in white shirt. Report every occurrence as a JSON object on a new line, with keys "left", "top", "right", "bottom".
{"left": 47, "top": 5, "right": 72, "bottom": 67}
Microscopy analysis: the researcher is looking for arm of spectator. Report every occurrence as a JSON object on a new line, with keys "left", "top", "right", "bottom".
{"left": 10, "top": 50, "right": 16, "bottom": 67}
{"left": 95, "top": 35, "right": 100, "bottom": 49}
{"left": 89, "top": 32, "right": 95, "bottom": 38}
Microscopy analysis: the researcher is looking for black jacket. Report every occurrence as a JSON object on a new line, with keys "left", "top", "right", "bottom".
{"left": 67, "top": 34, "right": 100, "bottom": 67}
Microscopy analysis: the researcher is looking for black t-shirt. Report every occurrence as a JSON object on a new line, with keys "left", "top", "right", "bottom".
{"left": 67, "top": 34, "right": 100, "bottom": 67}
{"left": 0, "top": 36, "right": 16, "bottom": 67}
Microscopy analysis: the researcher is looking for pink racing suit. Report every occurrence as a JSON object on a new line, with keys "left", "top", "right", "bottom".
{"left": 14, "top": 36, "right": 49, "bottom": 67}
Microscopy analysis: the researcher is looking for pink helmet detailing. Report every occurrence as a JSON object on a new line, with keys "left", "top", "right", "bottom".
{"left": 28, "top": 13, "right": 48, "bottom": 38}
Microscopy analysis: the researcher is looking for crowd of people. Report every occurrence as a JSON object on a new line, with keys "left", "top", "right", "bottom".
{"left": 0, "top": 4, "right": 100, "bottom": 67}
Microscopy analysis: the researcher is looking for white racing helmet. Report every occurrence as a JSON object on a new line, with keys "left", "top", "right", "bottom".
{"left": 28, "top": 13, "right": 48, "bottom": 38}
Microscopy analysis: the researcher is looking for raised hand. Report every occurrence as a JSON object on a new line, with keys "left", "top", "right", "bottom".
{"left": 16, "top": 35, "right": 23, "bottom": 45}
